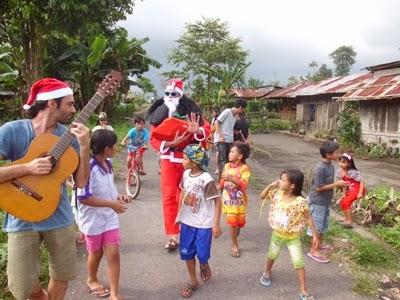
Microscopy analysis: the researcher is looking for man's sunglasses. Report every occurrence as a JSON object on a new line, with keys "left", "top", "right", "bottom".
{"left": 165, "top": 91, "right": 180, "bottom": 97}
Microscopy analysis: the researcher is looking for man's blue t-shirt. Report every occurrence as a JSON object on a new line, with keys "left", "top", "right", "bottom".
{"left": 0, "top": 119, "right": 79, "bottom": 232}
{"left": 127, "top": 127, "right": 149, "bottom": 152}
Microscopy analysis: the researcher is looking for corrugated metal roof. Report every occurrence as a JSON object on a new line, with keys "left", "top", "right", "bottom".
{"left": 366, "top": 60, "right": 400, "bottom": 72}
{"left": 230, "top": 86, "right": 277, "bottom": 98}
{"left": 340, "top": 74, "right": 400, "bottom": 101}
{"left": 296, "top": 73, "right": 372, "bottom": 96}
{"left": 267, "top": 73, "right": 372, "bottom": 99}
{"left": 267, "top": 80, "right": 314, "bottom": 98}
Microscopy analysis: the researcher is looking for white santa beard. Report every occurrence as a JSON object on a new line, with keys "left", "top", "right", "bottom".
{"left": 164, "top": 96, "right": 181, "bottom": 116}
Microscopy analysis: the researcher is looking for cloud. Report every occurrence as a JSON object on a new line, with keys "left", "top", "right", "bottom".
{"left": 119, "top": 0, "right": 400, "bottom": 92}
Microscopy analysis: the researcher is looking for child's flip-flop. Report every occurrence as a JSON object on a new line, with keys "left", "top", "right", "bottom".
{"left": 299, "top": 293, "right": 315, "bottom": 300}
{"left": 164, "top": 239, "right": 179, "bottom": 251}
{"left": 341, "top": 222, "right": 354, "bottom": 229}
{"left": 259, "top": 273, "right": 271, "bottom": 287}
{"left": 87, "top": 286, "right": 111, "bottom": 298}
{"left": 180, "top": 284, "right": 199, "bottom": 298}
{"left": 230, "top": 249, "right": 241, "bottom": 258}
{"left": 307, "top": 252, "right": 330, "bottom": 263}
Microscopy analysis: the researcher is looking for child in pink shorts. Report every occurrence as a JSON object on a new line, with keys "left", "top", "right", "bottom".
{"left": 77, "top": 129, "right": 130, "bottom": 300}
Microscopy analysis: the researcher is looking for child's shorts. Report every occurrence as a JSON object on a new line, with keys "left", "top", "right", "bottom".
{"left": 226, "top": 213, "right": 246, "bottom": 228}
{"left": 179, "top": 223, "right": 212, "bottom": 264}
{"left": 308, "top": 203, "right": 330, "bottom": 234}
{"left": 85, "top": 228, "right": 120, "bottom": 253}
{"left": 128, "top": 147, "right": 145, "bottom": 158}
{"left": 267, "top": 231, "right": 305, "bottom": 269}
{"left": 340, "top": 187, "right": 366, "bottom": 210}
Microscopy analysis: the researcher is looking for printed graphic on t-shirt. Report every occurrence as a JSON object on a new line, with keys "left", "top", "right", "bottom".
{"left": 182, "top": 177, "right": 206, "bottom": 214}
{"left": 223, "top": 183, "right": 245, "bottom": 207}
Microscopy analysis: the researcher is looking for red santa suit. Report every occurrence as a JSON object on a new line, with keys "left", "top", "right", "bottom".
{"left": 147, "top": 79, "right": 210, "bottom": 236}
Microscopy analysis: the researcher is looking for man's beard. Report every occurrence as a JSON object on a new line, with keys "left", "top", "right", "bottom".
{"left": 164, "top": 96, "right": 181, "bottom": 117}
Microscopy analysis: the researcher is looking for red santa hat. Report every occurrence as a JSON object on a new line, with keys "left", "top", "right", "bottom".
{"left": 165, "top": 78, "right": 184, "bottom": 96}
{"left": 23, "top": 78, "right": 73, "bottom": 110}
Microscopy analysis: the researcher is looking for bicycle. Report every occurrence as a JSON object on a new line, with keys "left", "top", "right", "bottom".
{"left": 124, "top": 146, "right": 147, "bottom": 199}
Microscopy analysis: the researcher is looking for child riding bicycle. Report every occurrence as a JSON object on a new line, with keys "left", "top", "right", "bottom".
{"left": 121, "top": 116, "right": 149, "bottom": 175}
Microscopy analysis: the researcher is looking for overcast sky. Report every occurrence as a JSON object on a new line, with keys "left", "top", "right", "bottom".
{"left": 119, "top": 0, "right": 400, "bottom": 93}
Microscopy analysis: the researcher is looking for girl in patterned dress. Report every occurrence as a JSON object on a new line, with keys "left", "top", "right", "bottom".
{"left": 259, "top": 169, "right": 319, "bottom": 300}
{"left": 336, "top": 153, "right": 366, "bottom": 228}
{"left": 220, "top": 142, "right": 251, "bottom": 258}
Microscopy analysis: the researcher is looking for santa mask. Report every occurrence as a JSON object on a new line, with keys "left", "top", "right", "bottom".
{"left": 163, "top": 79, "right": 184, "bottom": 117}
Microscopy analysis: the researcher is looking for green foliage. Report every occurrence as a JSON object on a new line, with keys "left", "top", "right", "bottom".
{"left": 1, "top": 1, "right": 160, "bottom": 120}
{"left": 247, "top": 77, "right": 264, "bottom": 88}
{"left": 366, "top": 144, "right": 387, "bottom": 158}
{"left": 313, "top": 129, "right": 334, "bottom": 140}
{"left": 337, "top": 101, "right": 361, "bottom": 149}
{"left": 247, "top": 101, "right": 264, "bottom": 112}
{"left": 306, "top": 61, "right": 333, "bottom": 82}
{"left": 329, "top": 45, "right": 357, "bottom": 76}
{"left": 326, "top": 220, "right": 399, "bottom": 296}
{"left": 374, "top": 224, "right": 400, "bottom": 250}
{"left": 351, "top": 239, "right": 392, "bottom": 267}
{"left": 168, "top": 17, "right": 248, "bottom": 100}
{"left": 286, "top": 75, "right": 306, "bottom": 86}
{"left": 352, "top": 272, "right": 379, "bottom": 296}
{"left": 0, "top": 97, "right": 22, "bottom": 123}
{"left": 250, "top": 118, "right": 293, "bottom": 133}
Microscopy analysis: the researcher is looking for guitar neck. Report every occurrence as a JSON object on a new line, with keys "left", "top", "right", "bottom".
{"left": 49, "top": 93, "right": 104, "bottom": 160}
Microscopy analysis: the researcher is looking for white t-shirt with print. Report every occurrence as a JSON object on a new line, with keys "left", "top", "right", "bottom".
{"left": 177, "top": 170, "right": 220, "bottom": 228}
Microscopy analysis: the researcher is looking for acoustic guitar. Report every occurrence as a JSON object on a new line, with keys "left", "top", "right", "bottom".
{"left": 0, "top": 71, "right": 122, "bottom": 222}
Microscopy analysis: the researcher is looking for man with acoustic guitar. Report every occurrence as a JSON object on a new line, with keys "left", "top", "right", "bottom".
{"left": 0, "top": 78, "right": 90, "bottom": 300}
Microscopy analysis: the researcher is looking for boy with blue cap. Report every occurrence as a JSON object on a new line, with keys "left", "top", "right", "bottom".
{"left": 176, "top": 143, "right": 222, "bottom": 298}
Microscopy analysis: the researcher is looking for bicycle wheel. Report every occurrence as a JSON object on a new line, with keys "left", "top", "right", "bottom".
{"left": 125, "top": 169, "right": 141, "bottom": 199}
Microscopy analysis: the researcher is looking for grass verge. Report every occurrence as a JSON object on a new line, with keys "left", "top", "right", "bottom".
{"left": 325, "top": 220, "right": 400, "bottom": 296}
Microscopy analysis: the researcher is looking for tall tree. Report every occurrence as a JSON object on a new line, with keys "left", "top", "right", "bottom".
{"left": 329, "top": 46, "right": 357, "bottom": 76}
{"left": 286, "top": 75, "right": 302, "bottom": 86}
{"left": 0, "top": 0, "right": 136, "bottom": 90}
{"left": 168, "top": 17, "right": 248, "bottom": 92}
{"left": 306, "top": 62, "right": 333, "bottom": 82}
{"left": 247, "top": 77, "right": 264, "bottom": 88}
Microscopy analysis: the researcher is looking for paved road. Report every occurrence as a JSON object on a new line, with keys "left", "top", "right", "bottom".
{"left": 67, "top": 133, "right": 377, "bottom": 300}
{"left": 252, "top": 133, "right": 400, "bottom": 192}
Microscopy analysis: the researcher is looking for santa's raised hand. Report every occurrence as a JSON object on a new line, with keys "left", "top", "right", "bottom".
{"left": 186, "top": 112, "right": 200, "bottom": 134}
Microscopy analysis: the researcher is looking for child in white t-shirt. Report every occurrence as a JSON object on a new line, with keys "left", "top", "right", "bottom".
{"left": 77, "top": 129, "right": 129, "bottom": 300}
{"left": 176, "top": 143, "right": 222, "bottom": 298}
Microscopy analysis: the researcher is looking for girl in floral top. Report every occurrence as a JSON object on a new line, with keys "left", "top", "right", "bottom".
{"left": 259, "top": 169, "right": 319, "bottom": 300}
{"left": 220, "top": 142, "right": 251, "bottom": 258}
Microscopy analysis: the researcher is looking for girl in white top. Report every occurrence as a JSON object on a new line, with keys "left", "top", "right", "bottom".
{"left": 77, "top": 129, "right": 129, "bottom": 300}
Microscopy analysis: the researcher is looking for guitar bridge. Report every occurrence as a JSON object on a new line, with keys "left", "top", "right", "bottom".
{"left": 11, "top": 179, "right": 43, "bottom": 201}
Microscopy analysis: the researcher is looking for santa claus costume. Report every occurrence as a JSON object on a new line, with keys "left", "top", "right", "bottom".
{"left": 147, "top": 79, "right": 210, "bottom": 250}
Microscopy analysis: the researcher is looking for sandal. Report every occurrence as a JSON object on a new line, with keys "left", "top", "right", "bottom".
{"left": 341, "top": 222, "right": 354, "bottom": 229}
{"left": 200, "top": 264, "right": 212, "bottom": 282}
{"left": 230, "top": 249, "right": 241, "bottom": 258}
{"left": 164, "top": 239, "right": 179, "bottom": 251}
{"left": 180, "top": 284, "right": 199, "bottom": 298}
{"left": 87, "top": 286, "right": 111, "bottom": 298}
{"left": 307, "top": 252, "right": 330, "bottom": 264}
{"left": 299, "top": 293, "right": 315, "bottom": 300}
{"left": 259, "top": 273, "right": 271, "bottom": 287}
